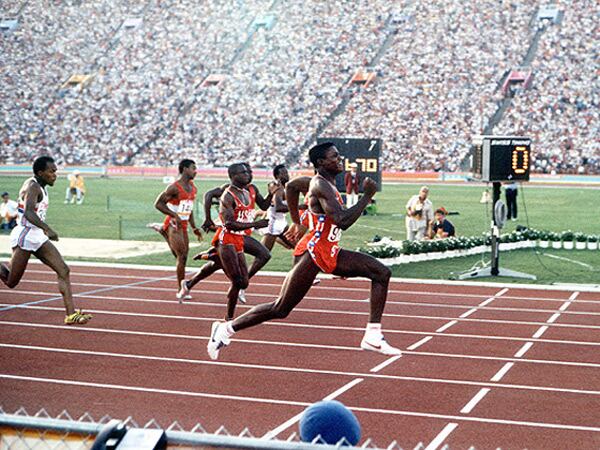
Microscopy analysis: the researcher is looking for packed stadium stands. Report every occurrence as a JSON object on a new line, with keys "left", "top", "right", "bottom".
{"left": 1, "top": 0, "right": 597, "bottom": 173}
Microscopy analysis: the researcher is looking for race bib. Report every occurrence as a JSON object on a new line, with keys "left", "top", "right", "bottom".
{"left": 177, "top": 200, "right": 194, "bottom": 220}
{"left": 327, "top": 225, "right": 342, "bottom": 243}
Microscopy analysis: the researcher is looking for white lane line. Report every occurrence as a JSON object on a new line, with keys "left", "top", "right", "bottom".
{"left": 459, "top": 308, "right": 477, "bottom": 318}
{"left": 460, "top": 388, "right": 491, "bottom": 414}
{"left": 3, "top": 320, "right": 600, "bottom": 369}
{"left": 436, "top": 321, "right": 458, "bottom": 333}
{"left": 370, "top": 355, "right": 402, "bottom": 373}
{"left": 479, "top": 297, "right": 496, "bottom": 307}
{"left": 4, "top": 303, "right": 600, "bottom": 347}
{"left": 490, "top": 362, "right": 515, "bottom": 382}
{"left": 496, "top": 288, "right": 510, "bottom": 297}
{"left": 6, "top": 342, "right": 600, "bottom": 396}
{"left": 5, "top": 286, "right": 600, "bottom": 319}
{"left": 515, "top": 342, "right": 534, "bottom": 358}
{"left": 424, "top": 423, "right": 458, "bottom": 450}
{"left": 407, "top": 336, "right": 433, "bottom": 350}
{"left": 559, "top": 302, "right": 572, "bottom": 312}
{"left": 569, "top": 292, "right": 580, "bottom": 301}
{"left": 532, "top": 326, "right": 549, "bottom": 339}
{"left": 262, "top": 378, "right": 364, "bottom": 440}
{"left": 547, "top": 313, "right": 561, "bottom": 324}
{"left": 0, "top": 274, "right": 176, "bottom": 313}
{"left": 5, "top": 373, "right": 600, "bottom": 433}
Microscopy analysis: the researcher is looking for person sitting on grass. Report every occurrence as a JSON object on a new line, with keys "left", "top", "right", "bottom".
{"left": 430, "top": 207, "right": 455, "bottom": 239}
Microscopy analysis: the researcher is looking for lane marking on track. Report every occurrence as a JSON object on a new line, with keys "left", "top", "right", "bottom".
{"left": 436, "top": 320, "right": 458, "bottom": 333}
{"left": 370, "top": 355, "right": 402, "bottom": 373}
{"left": 459, "top": 308, "right": 477, "bottom": 318}
{"left": 4, "top": 343, "right": 599, "bottom": 396}
{"left": 3, "top": 303, "right": 600, "bottom": 347}
{"left": 4, "top": 374, "right": 600, "bottom": 433}
{"left": 569, "top": 292, "right": 581, "bottom": 301}
{"left": 547, "top": 313, "right": 561, "bottom": 323}
{"left": 16, "top": 270, "right": 600, "bottom": 304}
{"left": 532, "top": 326, "right": 549, "bottom": 339}
{"left": 3, "top": 320, "right": 600, "bottom": 369}
{"left": 407, "top": 336, "right": 433, "bottom": 350}
{"left": 261, "top": 378, "right": 364, "bottom": 440}
{"left": 514, "top": 342, "right": 534, "bottom": 358}
{"left": 0, "top": 275, "right": 176, "bottom": 313}
{"left": 425, "top": 423, "right": 458, "bottom": 450}
{"left": 559, "top": 302, "right": 572, "bottom": 312}
{"left": 490, "top": 363, "right": 515, "bottom": 382}
{"left": 460, "top": 388, "right": 491, "bottom": 414}
{"left": 5, "top": 285, "right": 600, "bottom": 318}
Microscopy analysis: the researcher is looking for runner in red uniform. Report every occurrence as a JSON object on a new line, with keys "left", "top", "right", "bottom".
{"left": 177, "top": 164, "right": 274, "bottom": 304}
{"left": 213, "top": 163, "right": 271, "bottom": 320}
{"left": 207, "top": 143, "right": 401, "bottom": 359}
{"left": 152, "top": 159, "right": 202, "bottom": 297}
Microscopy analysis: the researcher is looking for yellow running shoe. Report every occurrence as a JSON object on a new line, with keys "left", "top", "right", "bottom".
{"left": 64, "top": 310, "right": 92, "bottom": 325}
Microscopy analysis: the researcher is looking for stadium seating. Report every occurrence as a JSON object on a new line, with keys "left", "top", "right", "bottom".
{"left": 1, "top": 1, "right": 596, "bottom": 174}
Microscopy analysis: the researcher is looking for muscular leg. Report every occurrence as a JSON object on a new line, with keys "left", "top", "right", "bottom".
{"left": 232, "top": 253, "right": 320, "bottom": 332}
{"left": 261, "top": 234, "right": 277, "bottom": 251}
{"left": 1, "top": 247, "right": 32, "bottom": 289}
{"left": 218, "top": 245, "right": 249, "bottom": 320}
{"left": 187, "top": 259, "right": 222, "bottom": 289}
{"left": 245, "top": 236, "right": 271, "bottom": 279}
{"left": 167, "top": 227, "right": 189, "bottom": 288}
{"left": 332, "top": 249, "right": 391, "bottom": 323}
{"left": 34, "top": 242, "right": 75, "bottom": 315}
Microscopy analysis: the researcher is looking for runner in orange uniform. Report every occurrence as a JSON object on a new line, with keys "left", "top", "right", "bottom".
{"left": 207, "top": 143, "right": 401, "bottom": 359}
{"left": 152, "top": 159, "right": 202, "bottom": 298}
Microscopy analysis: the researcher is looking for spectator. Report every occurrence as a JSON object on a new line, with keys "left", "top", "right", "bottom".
{"left": 64, "top": 170, "right": 86, "bottom": 205}
{"left": 430, "top": 207, "right": 455, "bottom": 239}
{"left": 504, "top": 182, "right": 518, "bottom": 221}
{"left": 344, "top": 163, "right": 360, "bottom": 207}
{"left": 405, "top": 186, "right": 433, "bottom": 241}
{"left": 0, "top": 192, "right": 18, "bottom": 231}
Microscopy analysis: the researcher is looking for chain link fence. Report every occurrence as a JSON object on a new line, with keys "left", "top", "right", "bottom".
{"left": 0, "top": 406, "right": 443, "bottom": 450}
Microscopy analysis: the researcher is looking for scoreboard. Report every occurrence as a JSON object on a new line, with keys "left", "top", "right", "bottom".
{"left": 472, "top": 136, "right": 531, "bottom": 182}
{"left": 316, "top": 137, "right": 382, "bottom": 192}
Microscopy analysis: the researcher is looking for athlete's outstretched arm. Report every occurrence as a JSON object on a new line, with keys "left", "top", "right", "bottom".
{"left": 285, "top": 176, "right": 311, "bottom": 225}
{"left": 202, "top": 184, "right": 227, "bottom": 231}
{"left": 221, "top": 193, "right": 269, "bottom": 232}
{"left": 253, "top": 184, "right": 275, "bottom": 211}
{"left": 154, "top": 184, "right": 180, "bottom": 221}
{"left": 23, "top": 183, "right": 58, "bottom": 240}
{"left": 317, "top": 177, "right": 376, "bottom": 230}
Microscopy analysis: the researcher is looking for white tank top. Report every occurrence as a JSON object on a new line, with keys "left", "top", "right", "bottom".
{"left": 267, "top": 200, "right": 287, "bottom": 224}
{"left": 18, "top": 178, "right": 49, "bottom": 229}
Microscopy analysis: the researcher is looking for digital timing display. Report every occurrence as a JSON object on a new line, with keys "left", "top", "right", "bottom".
{"left": 317, "top": 137, "right": 383, "bottom": 191}
{"left": 472, "top": 136, "right": 531, "bottom": 182}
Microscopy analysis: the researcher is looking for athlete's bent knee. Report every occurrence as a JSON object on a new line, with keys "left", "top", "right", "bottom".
{"left": 372, "top": 264, "right": 391, "bottom": 283}
{"left": 56, "top": 264, "right": 70, "bottom": 280}
{"left": 271, "top": 303, "right": 291, "bottom": 320}
{"left": 233, "top": 276, "right": 249, "bottom": 290}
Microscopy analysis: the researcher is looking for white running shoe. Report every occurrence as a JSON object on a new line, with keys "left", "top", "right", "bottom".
{"left": 146, "top": 222, "right": 163, "bottom": 233}
{"left": 360, "top": 336, "right": 402, "bottom": 356}
{"left": 312, "top": 278, "right": 321, "bottom": 285}
{"left": 176, "top": 280, "right": 192, "bottom": 303}
{"left": 238, "top": 289, "right": 246, "bottom": 304}
{"left": 207, "top": 321, "right": 231, "bottom": 360}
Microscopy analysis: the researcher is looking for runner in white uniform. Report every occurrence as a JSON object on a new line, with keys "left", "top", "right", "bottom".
{"left": 258, "top": 164, "right": 295, "bottom": 251}
{"left": 1, "top": 156, "right": 91, "bottom": 325}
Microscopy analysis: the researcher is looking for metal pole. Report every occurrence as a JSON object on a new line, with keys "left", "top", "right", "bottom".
{"left": 491, "top": 182, "right": 501, "bottom": 276}
{"left": 118, "top": 215, "right": 123, "bottom": 240}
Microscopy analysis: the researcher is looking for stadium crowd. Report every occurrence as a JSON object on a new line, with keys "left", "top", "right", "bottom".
{"left": 495, "top": 0, "right": 599, "bottom": 175}
{"left": 1, "top": 0, "right": 597, "bottom": 174}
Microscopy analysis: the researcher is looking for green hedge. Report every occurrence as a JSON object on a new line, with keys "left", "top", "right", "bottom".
{"left": 360, "top": 229, "right": 599, "bottom": 258}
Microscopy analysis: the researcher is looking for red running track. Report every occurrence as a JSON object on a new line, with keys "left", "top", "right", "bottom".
{"left": 1, "top": 263, "right": 600, "bottom": 449}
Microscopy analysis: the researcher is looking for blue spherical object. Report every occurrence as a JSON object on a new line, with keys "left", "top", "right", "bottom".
{"left": 299, "top": 400, "right": 361, "bottom": 445}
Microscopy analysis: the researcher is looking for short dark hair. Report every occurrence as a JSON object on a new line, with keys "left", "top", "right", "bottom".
{"left": 227, "top": 162, "right": 246, "bottom": 179}
{"left": 308, "top": 142, "right": 334, "bottom": 167}
{"left": 178, "top": 159, "right": 195, "bottom": 174}
{"left": 273, "top": 164, "right": 286, "bottom": 178}
{"left": 32, "top": 156, "right": 55, "bottom": 175}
